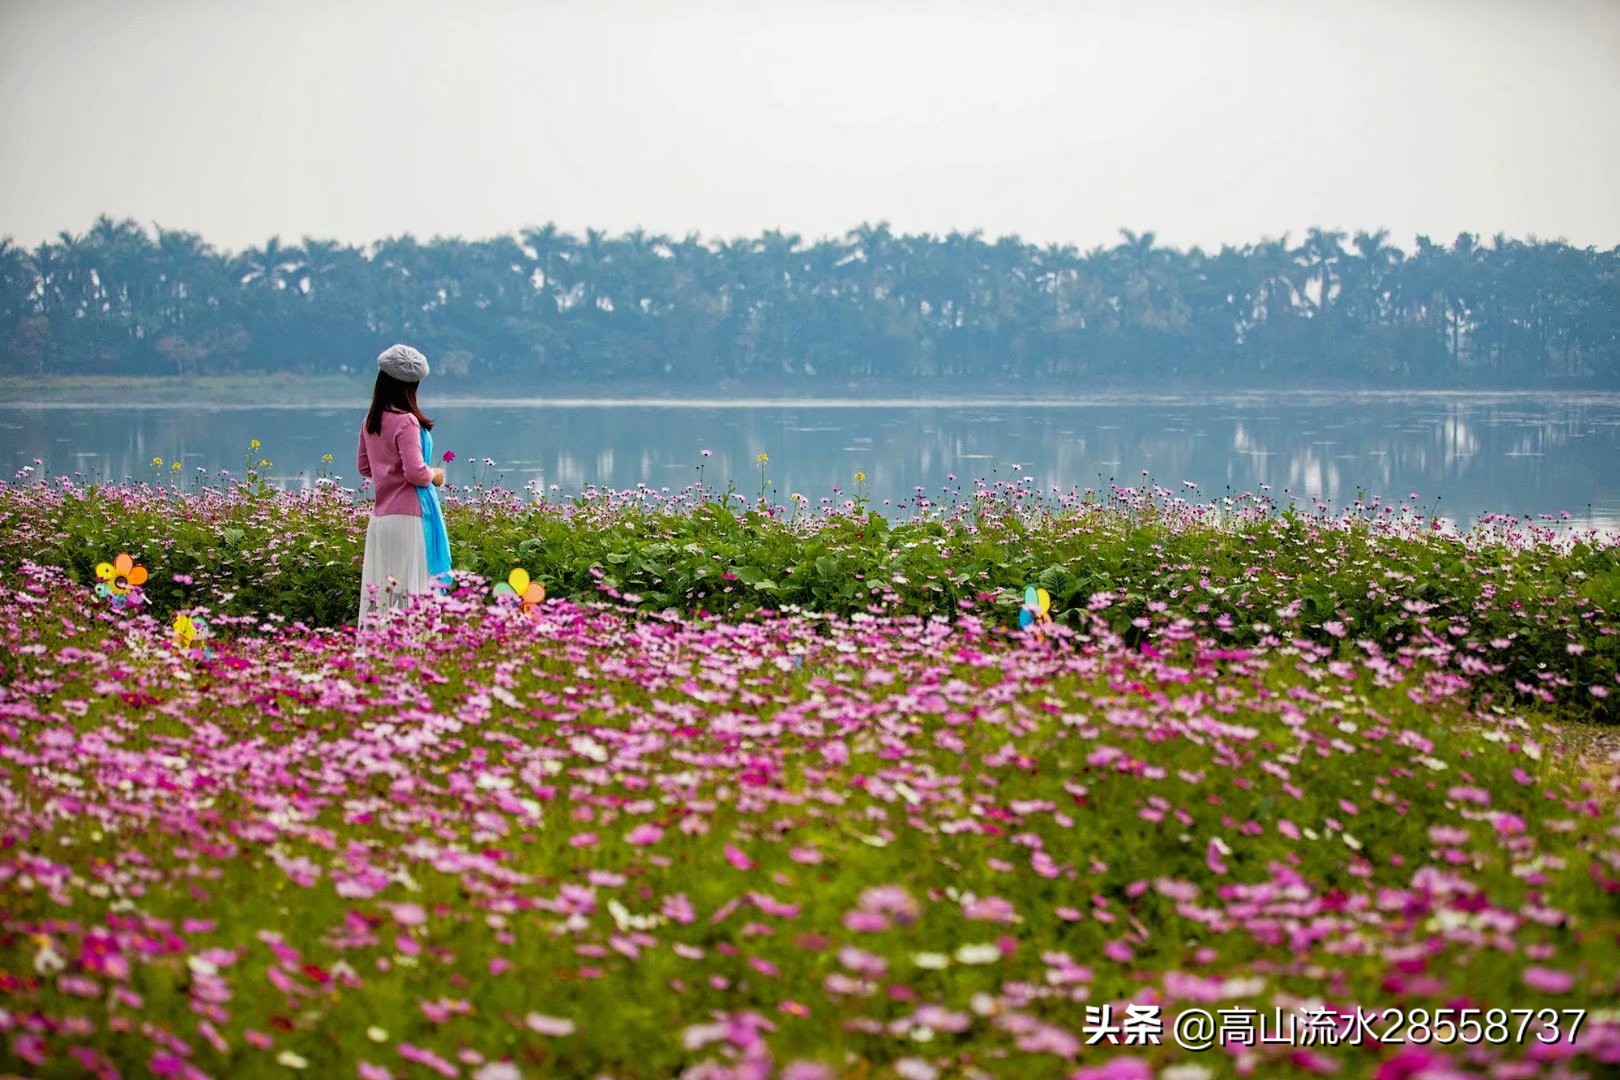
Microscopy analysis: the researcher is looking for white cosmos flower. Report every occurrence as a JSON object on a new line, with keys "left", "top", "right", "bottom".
{"left": 954, "top": 943, "right": 1001, "bottom": 965}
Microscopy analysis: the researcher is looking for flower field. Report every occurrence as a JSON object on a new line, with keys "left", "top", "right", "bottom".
{"left": 2, "top": 474, "right": 1620, "bottom": 1077}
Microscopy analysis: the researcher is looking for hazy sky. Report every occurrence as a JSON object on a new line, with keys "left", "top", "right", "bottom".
{"left": 3, "top": 0, "right": 1619, "bottom": 255}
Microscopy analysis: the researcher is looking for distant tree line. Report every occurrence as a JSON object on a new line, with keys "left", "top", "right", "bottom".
{"left": 2, "top": 216, "right": 1617, "bottom": 385}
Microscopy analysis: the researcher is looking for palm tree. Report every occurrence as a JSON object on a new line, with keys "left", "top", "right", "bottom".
{"left": 0, "top": 238, "right": 36, "bottom": 329}
{"left": 519, "top": 222, "right": 576, "bottom": 312}
{"left": 237, "top": 236, "right": 289, "bottom": 292}
{"left": 5, "top": 218, "right": 1616, "bottom": 388}
{"left": 1293, "top": 227, "right": 1346, "bottom": 314}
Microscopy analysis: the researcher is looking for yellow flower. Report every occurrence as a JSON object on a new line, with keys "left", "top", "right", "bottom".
{"left": 854, "top": 471, "right": 867, "bottom": 484}
{"left": 151, "top": 456, "right": 164, "bottom": 468}
{"left": 756, "top": 453, "right": 768, "bottom": 464}
{"left": 249, "top": 439, "right": 261, "bottom": 450}
{"left": 322, "top": 453, "right": 334, "bottom": 463}
{"left": 172, "top": 461, "right": 182, "bottom": 472}
{"left": 259, "top": 459, "right": 272, "bottom": 468}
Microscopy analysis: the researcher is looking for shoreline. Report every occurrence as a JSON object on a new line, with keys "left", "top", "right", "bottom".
{"left": 6, "top": 374, "right": 1620, "bottom": 409}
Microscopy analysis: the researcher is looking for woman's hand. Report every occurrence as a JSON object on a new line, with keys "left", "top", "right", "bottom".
{"left": 431, "top": 468, "right": 446, "bottom": 487}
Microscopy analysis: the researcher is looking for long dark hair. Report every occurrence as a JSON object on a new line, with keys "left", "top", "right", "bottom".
{"left": 365, "top": 372, "right": 434, "bottom": 435}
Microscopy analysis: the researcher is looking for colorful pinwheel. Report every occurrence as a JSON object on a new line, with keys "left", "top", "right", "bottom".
{"left": 95, "top": 553, "right": 149, "bottom": 609}
{"left": 1020, "top": 585, "right": 1052, "bottom": 640}
{"left": 493, "top": 568, "right": 545, "bottom": 617}
{"left": 173, "top": 613, "right": 207, "bottom": 651}
{"left": 96, "top": 553, "right": 148, "bottom": 596}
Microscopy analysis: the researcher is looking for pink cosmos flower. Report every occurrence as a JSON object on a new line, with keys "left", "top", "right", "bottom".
{"left": 914, "top": 1005, "right": 973, "bottom": 1033}
{"left": 149, "top": 1052, "right": 187, "bottom": 1076}
{"left": 1492, "top": 812, "right": 1527, "bottom": 837}
{"left": 628, "top": 823, "right": 664, "bottom": 846}
{"left": 1070, "top": 1057, "right": 1152, "bottom": 1080}
{"left": 662, "top": 893, "right": 697, "bottom": 924}
{"left": 1372, "top": 1047, "right": 1444, "bottom": 1080}
{"left": 842, "top": 910, "right": 889, "bottom": 932}
{"left": 780, "top": 1062, "right": 834, "bottom": 1080}
{"left": 398, "top": 1044, "right": 458, "bottom": 1078}
{"left": 1522, "top": 966, "right": 1574, "bottom": 993}
{"left": 838, "top": 945, "right": 888, "bottom": 978}
{"left": 857, "top": 885, "right": 920, "bottom": 922}
{"left": 11, "top": 1036, "right": 46, "bottom": 1067}
{"left": 388, "top": 902, "right": 427, "bottom": 927}
{"left": 962, "top": 895, "right": 1019, "bottom": 923}
{"left": 1428, "top": 825, "right": 1470, "bottom": 846}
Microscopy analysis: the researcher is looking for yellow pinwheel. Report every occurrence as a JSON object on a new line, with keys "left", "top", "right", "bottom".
{"left": 172, "top": 613, "right": 208, "bottom": 651}
{"left": 493, "top": 568, "right": 546, "bottom": 617}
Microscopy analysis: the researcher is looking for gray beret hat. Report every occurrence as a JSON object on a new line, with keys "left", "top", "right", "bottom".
{"left": 377, "top": 344, "right": 429, "bottom": 382}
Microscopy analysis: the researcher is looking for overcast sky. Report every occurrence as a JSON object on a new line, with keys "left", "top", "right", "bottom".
{"left": 3, "top": 0, "right": 1618, "bottom": 255}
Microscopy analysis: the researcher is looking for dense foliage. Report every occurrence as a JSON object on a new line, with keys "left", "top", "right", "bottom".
{"left": 0, "top": 473, "right": 1615, "bottom": 723}
{"left": 2, "top": 561, "right": 1618, "bottom": 1077}
{"left": 3, "top": 218, "right": 1618, "bottom": 385}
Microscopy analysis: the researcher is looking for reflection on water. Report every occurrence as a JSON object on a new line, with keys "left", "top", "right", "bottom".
{"left": 4, "top": 393, "right": 1620, "bottom": 529}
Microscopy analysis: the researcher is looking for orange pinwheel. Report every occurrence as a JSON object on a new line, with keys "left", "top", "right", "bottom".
{"left": 95, "top": 553, "right": 149, "bottom": 596}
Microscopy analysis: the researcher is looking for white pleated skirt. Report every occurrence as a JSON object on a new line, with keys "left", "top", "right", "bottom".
{"left": 359, "top": 514, "right": 432, "bottom": 621}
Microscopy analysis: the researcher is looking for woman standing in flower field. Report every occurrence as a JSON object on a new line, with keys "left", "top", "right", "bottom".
{"left": 356, "top": 344, "right": 450, "bottom": 619}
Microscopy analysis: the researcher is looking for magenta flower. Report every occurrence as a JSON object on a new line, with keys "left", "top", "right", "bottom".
{"left": 0, "top": 502, "right": 1615, "bottom": 1077}
{"left": 1523, "top": 966, "right": 1575, "bottom": 993}
{"left": 627, "top": 823, "right": 664, "bottom": 846}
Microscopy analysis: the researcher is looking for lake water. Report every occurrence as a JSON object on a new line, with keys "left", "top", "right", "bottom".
{"left": 5, "top": 391, "right": 1620, "bottom": 529}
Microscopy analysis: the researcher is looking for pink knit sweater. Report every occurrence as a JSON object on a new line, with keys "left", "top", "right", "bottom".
{"left": 357, "top": 410, "right": 434, "bottom": 516}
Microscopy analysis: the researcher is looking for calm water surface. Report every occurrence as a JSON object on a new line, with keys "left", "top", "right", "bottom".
{"left": 5, "top": 391, "right": 1620, "bottom": 528}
